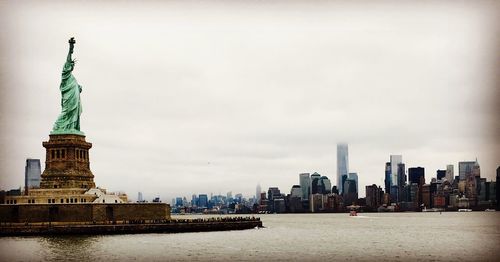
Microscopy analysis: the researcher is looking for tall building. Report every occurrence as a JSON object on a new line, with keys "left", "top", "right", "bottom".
{"left": 366, "top": 184, "right": 383, "bottom": 209}
{"left": 198, "top": 194, "right": 208, "bottom": 208}
{"left": 175, "top": 197, "right": 183, "bottom": 207}
{"left": 137, "top": 192, "right": 143, "bottom": 202}
{"left": 390, "top": 155, "right": 403, "bottom": 187}
{"left": 267, "top": 187, "right": 283, "bottom": 213}
{"left": 267, "top": 187, "right": 282, "bottom": 202}
{"left": 348, "top": 173, "right": 358, "bottom": 193}
{"left": 408, "top": 167, "right": 425, "bottom": 186}
{"left": 445, "top": 165, "right": 454, "bottom": 182}
{"left": 396, "top": 163, "right": 406, "bottom": 188}
{"left": 337, "top": 143, "right": 349, "bottom": 194}
{"left": 25, "top": 158, "right": 41, "bottom": 190}
{"left": 343, "top": 179, "right": 358, "bottom": 205}
{"left": 496, "top": 166, "right": 500, "bottom": 210}
{"left": 310, "top": 172, "right": 321, "bottom": 194}
{"left": 290, "top": 185, "right": 302, "bottom": 198}
{"left": 459, "top": 161, "right": 476, "bottom": 181}
{"left": 436, "top": 170, "right": 446, "bottom": 181}
{"left": 299, "top": 173, "right": 311, "bottom": 200}
{"left": 320, "top": 176, "right": 332, "bottom": 194}
{"left": 384, "top": 162, "right": 391, "bottom": 194}
{"left": 256, "top": 183, "right": 262, "bottom": 202}
{"left": 408, "top": 167, "right": 425, "bottom": 206}
{"left": 191, "top": 194, "right": 198, "bottom": 206}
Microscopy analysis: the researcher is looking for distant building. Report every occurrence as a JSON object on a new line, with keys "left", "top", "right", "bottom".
{"left": 256, "top": 183, "right": 261, "bottom": 203}
{"left": 408, "top": 167, "right": 425, "bottom": 206}
{"left": 198, "top": 194, "right": 208, "bottom": 208}
{"left": 408, "top": 167, "right": 425, "bottom": 186}
{"left": 137, "top": 192, "right": 144, "bottom": 202}
{"left": 191, "top": 194, "right": 198, "bottom": 207}
{"left": 390, "top": 155, "right": 403, "bottom": 187}
{"left": 459, "top": 160, "right": 480, "bottom": 205}
{"left": 273, "top": 198, "right": 286, "bottom": 213}
{"left": 436, "top": 170, "right": 446, "bottom": 181}
{"left": 343, "top": 179, "right": 358, "bottom": 205}
{"left": 446, "top": 164, "right": 454, "bottom": 182}
{"left": 290, "top": 185, "right": 302, "bottom": 198}
{"left": 390, "top": 185, "right": 399, "bottom": 203}
{"left": 25, "top": 158, "right": 41, "bottom": 190}
{"left": 348, "top": 173, "right": 358, "bottom": 193}
{"left": 311, "top": 174, "right": 332, "bottom": 195}
{"left": 384, "top": 162, "right": 391, "bottom": 194}
{"left": 320, "top": 176, "right": 332, "bottom": 194}
{"left": 267, "top": 187, "right": 283, "bottom": 212}
{"left": 152, "top": 197, "right": 161, "bottom": 203}
{"left": 459, "top": 161, "right": 476, "bottom": 181}
{"left": 259, "top": 192, "right": 268, "bottom": 212}
{"left": 310, "top": 172, "right": 321, "bottom": 194}
{"left": 365, "top": 184, "right": 383, "bottom": 209}
{"left": 409, "top": 183, "right": 419, "bottom": 210}
{"left": 288, "top": 192, "right": 304, "bottom": 213}
{"left": 299, "top": 173, "right": 311, "bottom": 200}
{"left": 331, "top": 186, "right": 339, "bottom": 195}
{"left": 337, "top": 143, "right": 349, "bottom": 194}
{"left": 397, "top": 163, "right": 406, "bottom": 188}
{"left": 497, "top": 166, "right": 500, "bottom": 210}
{"left": 175, "top": 197, "right": 183, "bottom": 207}
{"left": 310, "top": 193, "right": 323, "bottom": 212}
{"left": 422, "top": 184, "right": 431, "bottom": 208}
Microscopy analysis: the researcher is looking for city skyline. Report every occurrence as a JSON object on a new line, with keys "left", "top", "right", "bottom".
{"left": 1, "top": 1, "right": 499, "bottom": 201}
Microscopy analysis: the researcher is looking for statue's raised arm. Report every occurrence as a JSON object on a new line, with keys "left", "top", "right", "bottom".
{"left": 51, "top": 37, "right": 84, "bottom": 135}
{"left": 67, "top": 37, "right": 75, "bottom": 62}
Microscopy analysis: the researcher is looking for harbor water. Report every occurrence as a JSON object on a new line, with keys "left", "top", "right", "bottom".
{"left": 1, "top": 212, "right": 499, "bottom": 261}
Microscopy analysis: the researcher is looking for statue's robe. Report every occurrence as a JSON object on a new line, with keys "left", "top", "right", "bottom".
{"left": 53, "top": 59, "right": 82, "bottom": 132}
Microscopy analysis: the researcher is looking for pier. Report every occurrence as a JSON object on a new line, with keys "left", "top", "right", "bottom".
{"left": 0, "top": 216, "right": 262, "bottom": 236}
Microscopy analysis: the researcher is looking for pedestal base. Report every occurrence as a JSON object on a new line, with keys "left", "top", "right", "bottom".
{"left": 40, "top": 134, "right": 95, "bottom": 189}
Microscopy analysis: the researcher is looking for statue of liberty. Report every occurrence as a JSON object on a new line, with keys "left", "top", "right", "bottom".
{"left": 52, "top": 37, "right": 84, "bottom": 135}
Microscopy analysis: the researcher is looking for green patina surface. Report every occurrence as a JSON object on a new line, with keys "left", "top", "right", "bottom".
{"left": 51, "top": 37, "right": 84, "bottom": 136}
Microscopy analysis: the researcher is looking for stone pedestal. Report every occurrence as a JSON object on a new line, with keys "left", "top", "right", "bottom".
{"left": 40, "top": 134, "right": 95, "bottom": 189}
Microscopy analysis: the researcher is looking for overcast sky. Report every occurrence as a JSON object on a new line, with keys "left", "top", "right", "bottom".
{"left": 0, "top": 0, "right": 498, "bottom": 201}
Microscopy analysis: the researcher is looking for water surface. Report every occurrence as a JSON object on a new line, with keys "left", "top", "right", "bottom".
{"left": 1, "top": 212, "right": 499, "bottom": 261}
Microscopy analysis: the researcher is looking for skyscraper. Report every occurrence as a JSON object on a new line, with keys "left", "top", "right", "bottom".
{"left": 25, "top": 158, "right": 41, "bottom": 190}
{"left": 348, "top": 172, "right": 358, "bottom": 193}
{"left": 290, "top": 185, "right": 302, "bottom": 198}
{"left": 137, "top": 192, "right": 143, "bottom": 202}
{"left": 256, "top": 183, "right": 262, "bottom": 202}
{"left": 198, "top": 194, "right": 208, "bottom": 208}
{"left": 408, "top": 167, "right": 425, "bottom": 186}
{"left": 384, "top": 162, "right": 391, "bottom": 194}
{"left": 337, "top": 143, "right": 349, "bottom": 193}
{"left": 496, "top": 166, "right": 499, "bottom": 210}
{"left": 343, "top": 179, "right": 358, "bottom": 205}
{"left": 436, "top": 170, "right": 446, "bottom": 180}
{"left": 459, "top": 161, "right": 476, "bottom": 181}
{"left": 445, "top": 164, "right": 454, "bottom": 182}
{"left": 390, "top": 155, "right": 403, "bottom": 187}
{"left": 310, "top": 172, "right": 321, "bottom": 194}
{"left": 320, "top": 176, "right": 332, "bottom": 194}
{"left": 299, "top": 173, "right": 311, "bottom": 200}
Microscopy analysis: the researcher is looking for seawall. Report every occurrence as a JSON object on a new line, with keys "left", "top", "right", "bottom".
{"left": 0, "top": 219, "right": 263, "bottom": 236}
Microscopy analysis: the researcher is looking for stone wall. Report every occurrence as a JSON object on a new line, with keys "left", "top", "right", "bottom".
{"left": 0, "top": 203, "right": 170, "bottom": 223}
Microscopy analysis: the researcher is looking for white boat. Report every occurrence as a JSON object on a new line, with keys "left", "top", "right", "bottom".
{"left": 458, "top": 209, "right": 472, "bottom": 212}
{"left": 484, "top": 209, "right": 496, "bottom": 212}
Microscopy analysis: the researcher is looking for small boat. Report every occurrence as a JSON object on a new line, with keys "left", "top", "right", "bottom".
{"left": 458, "top": 209, "right": 472, "bottom": 212}
{"left": 484, "top": 209, "right": 496, "bottom": 212}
